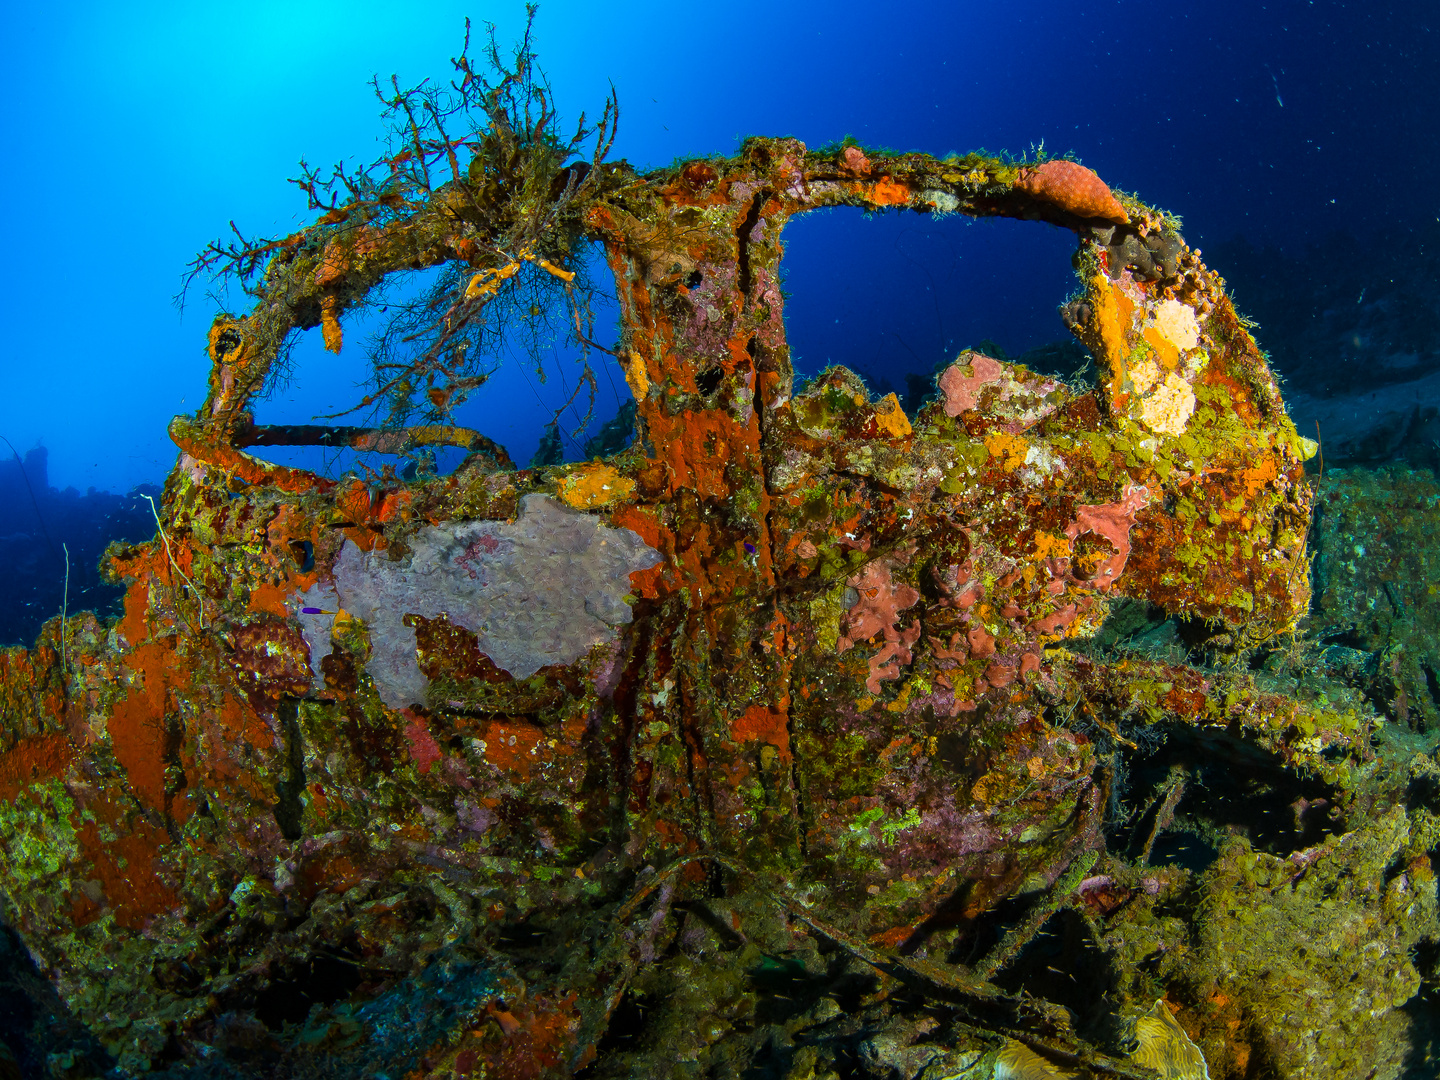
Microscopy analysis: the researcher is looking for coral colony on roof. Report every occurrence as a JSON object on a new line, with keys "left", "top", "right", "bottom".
{"left": 3, "top": 15, "right": 1437, "bottom": 1080}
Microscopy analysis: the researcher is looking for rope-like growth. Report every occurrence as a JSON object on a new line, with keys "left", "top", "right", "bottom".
{"left": 142, "top": 494, "right": 207, "bottom": 630}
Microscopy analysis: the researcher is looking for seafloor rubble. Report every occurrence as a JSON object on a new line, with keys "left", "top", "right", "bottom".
{"left": 3, "top": 46, "right": 1440, "bottom": 1080}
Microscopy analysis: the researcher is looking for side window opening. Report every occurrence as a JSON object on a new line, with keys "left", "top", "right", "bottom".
{"left": 243, "top": 244, "right": 629, "bottom": 477}
{"left": 781, "top": 209, "right": 1091, "bottom": 410}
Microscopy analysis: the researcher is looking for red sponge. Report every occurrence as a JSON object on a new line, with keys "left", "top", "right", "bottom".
{"left": 1016, "top": 160, "right": 1128, "bottom": 223}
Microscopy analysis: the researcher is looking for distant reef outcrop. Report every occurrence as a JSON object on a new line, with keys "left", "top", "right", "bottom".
{"left": 0, "top": 446, "right": 158, "bottom": 647}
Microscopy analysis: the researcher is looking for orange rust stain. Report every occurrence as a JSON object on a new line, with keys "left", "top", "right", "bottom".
{"left": 673, "top": 519, "right": 728, "bottom": 606}
{"left": 375, "top": 488, "right": 415, "bottom": 523}
{"left": 871, "top": 177, "right": 910, "bottom": 206}
{"left": 338, "top": 481, "right": 372, "bottom": 523}
{"left": 116, "top": 561, "right": 156, "bottom": 647}
{"left": 611, "top": 503, "right": 662, "bottom": 548}
{"left": 1239, "top": 455, "right": 1279, "bottom": 497}
{"left": 0, "top": 734, "right": 74, "bottom": 802}
{"left": 249, "top": 579, "right": 297, "bottom": 617}
{"left": 765, "top": 612, "right": 789, "bottom": 655}
{"left": 867, "top": 923, "right": 915, "bottom": 948}
{"left": 265, "top": 503, "right": 310, "bottom": 547}
{"left": 646, "top": 407, "right": 756, "bottom": 499}
{"left": 724, "top": 334, "right": 752, "bottom": 372}
{"left": 624, "top": 282, "right": 657, "bottom": 339}
{"left": 558, "top": 713, "right": 590, "bottom": 748}
{"left": 210, "top": 693, "right": 278, "bottom": 801}
{"left": 756, "top": 367, "right": 787, "bottom": 409}
{"left": 342, "top": 525, "right": 387, "bottom": 553}
{"left": 610, "top": 504, "right": 667, "bottom": 598}
{"left": 480, "top": 719, "right": 547, "bottom": 782}
{"left": 74, "top": 812, "right": 179, "bottom": 930}
{"left": 731, "top": 703, "right": 790, "bottom": 760}
{"left": 111, "top": 638, "right": 184, "bottom": 814}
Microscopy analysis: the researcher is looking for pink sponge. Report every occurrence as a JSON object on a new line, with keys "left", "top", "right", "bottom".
{"left": 839, "top": 559, "right": 922, "bottom": 693}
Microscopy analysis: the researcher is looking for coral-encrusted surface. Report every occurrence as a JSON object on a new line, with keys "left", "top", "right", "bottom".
{"left": 3, "top": 138, "right": 1435, "bottom": 1079}
{"left": 300, "top": 493, "right": 661, "bottom": 705}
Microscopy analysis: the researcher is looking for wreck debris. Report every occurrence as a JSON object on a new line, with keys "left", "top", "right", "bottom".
{"left": 3, "top": 23, "right": 1439, "bottom": 1080}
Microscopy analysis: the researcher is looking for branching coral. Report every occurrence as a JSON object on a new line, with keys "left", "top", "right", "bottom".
{"left": 182, "top": 9, "right": 619, "bottom": 447}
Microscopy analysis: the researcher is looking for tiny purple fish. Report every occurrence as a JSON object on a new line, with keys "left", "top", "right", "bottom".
{"left": 301, "top": 607, "right": 334, "bottom": 615}
{"left": 744, "top": 542, "right": 756, "bottom": 554}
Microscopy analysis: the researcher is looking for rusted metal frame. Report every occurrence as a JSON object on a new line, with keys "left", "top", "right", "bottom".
{"left": 178, "top": 147, "right": 1084, "bottom": 493}
{"left": 169, "top": 414, "right": 339, "bottom": 495}
{"left": 179, "top": 199, "right": 512, "bottom": 490}
{"left": 580, "top": 157, "right": 798, "bottom": 886}
{"left": 588, "top": 149, "right": 1085, "bottom": 876}
{"left": 791, "top": 153, "right": 1085, "bottom": 231}
{"left": 231, "top": 420, "right": 514, "bottom": 468}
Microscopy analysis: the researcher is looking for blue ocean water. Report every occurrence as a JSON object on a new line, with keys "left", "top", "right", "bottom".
{"left": 1, "top": 0, "right": 1436, "bottom": 645}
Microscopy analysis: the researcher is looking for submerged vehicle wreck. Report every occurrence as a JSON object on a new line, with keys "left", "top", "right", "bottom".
{"left": 3, "top": 27, "right": 1439, "bottom": 1080}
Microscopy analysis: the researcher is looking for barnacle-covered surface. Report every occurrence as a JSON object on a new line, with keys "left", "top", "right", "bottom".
{"left": 4, "top": 71, "right": 1440, "bottom": 1080}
